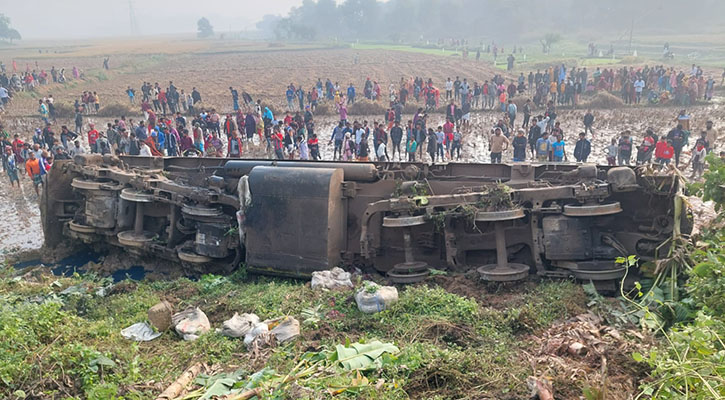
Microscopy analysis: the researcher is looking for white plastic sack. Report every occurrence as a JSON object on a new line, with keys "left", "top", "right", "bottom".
{"left": 172, "top": 307, "right": 211, "bottom": 341}
{"left": 221, "top": 312, "right": 260, "bottom": 338}
{"left": 311, "top": 267, "right": 353, "bottom": 290}
{"left": 243, "top": 322, "right": 269, "bottom": 346}
{"left": 268, "top": 316, "right": 300, "bottom": 343}
{"left": 121, "top": 322, "right": 162, "bottom": 342}
{"left": 355, "top": 282, "right": 399, "bottom": 314}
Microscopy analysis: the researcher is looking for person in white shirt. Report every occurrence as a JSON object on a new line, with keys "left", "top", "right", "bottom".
{"left": 68, "top": 140, "right": 86, "bottom": 157}
{"left": 633, "top": 79, "right": 645, "bottom": 104}
{"left": 376, "top": 142, "right": 387, "bottom": 161}
{"left": 139, "top": 141, "right": 152, "bottom": 156}
{"left": 445, "top": 78, "right": 453, "bottom": 100}
{"left": 354, "top": 125, "right": 365, "bottom": 156}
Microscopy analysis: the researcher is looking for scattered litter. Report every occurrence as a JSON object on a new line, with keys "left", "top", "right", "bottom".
{"left": 527, "top": 312, "right": 652, "bottom": 400}
{"left": 527, "top": 376, "right": 554, "bottom": 400}
{"left": 268, "top": 316, "right": 300, "bottom": 343}
{"left": 243, "top": 322, "right": 269, "bottom": 347}
{"left": 355, "top": 282, "right": 398, "bottom": 313}
{"left": 121, "top": 322, "right": 162, "bottom": 341}
{"left": 311, "top": 267, "right": 353, "bottom": 290}
{"left": 220, "top": 312, "right": 260, "bottom": 338}
{"left": 95, "top": 286, "right": 110, "bottom": 297}
{"left": 568, "top": 342, "right": 587, "bottom": 356}
{"left": 172, "top": 307, "right": 210, "bottom": 341}
{"left": 239, "top": 316, "right": 300, "bottom": 347}
{"left": 148, "top": 301, "right": 174, "bottom": 331}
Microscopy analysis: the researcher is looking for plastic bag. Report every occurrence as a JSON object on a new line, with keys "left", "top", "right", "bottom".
{"left": 220, "top": 312, "right": 260, "bottom": 338}
{"left": 172, "top": 307, "right": 210, "bottom": 341}
{"left": 121, "top": 322, "right": 162, "bottom": 341}
{"left": 268, "top": 316, "right": 300, "bottom": 343}
{"left": 243, "top": 322, "right": 269, "bottom": 346}
{"left": 311, "top": 267, "right": 353, "bottom": 290}
{"left": 355, "top": 282, "right": 399, "bottom": 314}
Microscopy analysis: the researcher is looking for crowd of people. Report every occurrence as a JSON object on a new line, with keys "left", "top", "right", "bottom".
{"left": 1, "top": 56, "right": 722, "bottom": 196}
{"left": 0, "top": 60, "right": 82, "bottom": 113}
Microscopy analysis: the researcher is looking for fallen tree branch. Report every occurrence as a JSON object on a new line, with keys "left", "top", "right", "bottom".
{"left": 156, "top": 362, "right": 203, "bottom": 400}
{"left": 224, "top": 387, "right": 264, "bottom": 400}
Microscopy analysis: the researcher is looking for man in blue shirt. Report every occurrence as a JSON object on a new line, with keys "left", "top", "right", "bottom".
{"left": 135, "top": 121, "right": 147, "bottom": 141}
{"left": 285, "top": 85, "right": 295, "bottom": 111}
{"left": 552, "top": 135, "right": 566, "bottom": 162}
{"left": 230, "top": 87, "right": 239, "bottom": 111}
{"left": 347, "top": 84, "right": 356, "bottom": 104}
{"left": 155, "top": 127, "right": 166, "bottom": 155}
{"left": 329, "top": 121, "right": 345, "bottom": 160}
{"left": 536, "top": 132, "right": 551, "bottom": 162}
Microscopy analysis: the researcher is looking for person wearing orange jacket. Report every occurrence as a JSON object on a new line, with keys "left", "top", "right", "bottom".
{"left": 25, "top": 151, "right": 42, "bottom": 195}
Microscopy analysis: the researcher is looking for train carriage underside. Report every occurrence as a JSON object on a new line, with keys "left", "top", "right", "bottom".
{"left": 40, "top": 155, "right": 687, "bottom": 286}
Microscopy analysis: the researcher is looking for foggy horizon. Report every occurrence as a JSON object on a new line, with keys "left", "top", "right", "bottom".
{"left": 1, "top": 0, "right": 304, "bottom": 39}
{"left": 2, "top": 0, "right": 724, "bottom": 42}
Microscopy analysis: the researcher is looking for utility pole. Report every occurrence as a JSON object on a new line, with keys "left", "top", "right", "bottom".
{"left": 129, "top": 0, "right": 139, "bottom": 36}
{"left": 628, "top": 17, "right": 634, "bottom": 55}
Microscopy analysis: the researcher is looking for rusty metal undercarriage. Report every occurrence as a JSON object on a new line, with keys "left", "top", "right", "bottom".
{"left": 40, "top": 155, "right": 686, "bottom": 285}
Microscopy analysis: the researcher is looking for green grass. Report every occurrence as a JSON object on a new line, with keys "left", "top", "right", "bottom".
{"left": 353, "top": 35, "right": 725, "bottom": 70}
{"left": 352, "top": 43, "right": 458, "bottom": 56}
{"left": 0, "top": 265, "right": 588, "bottom": 399}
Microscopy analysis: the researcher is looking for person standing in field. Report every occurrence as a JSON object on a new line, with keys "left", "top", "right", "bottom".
{"left": 507, "top": 100, "right": 517, "bottom": 130}
{"left": 87, "top": 123, "right": 99, "bottom": 154}
{"left": 489, "top": 127, "right": 509, "bottom": 163}
{"left": 512, "top": 129, "right": 527, "bottom": 162}
{"left": 551, "top": 134, "right": 567, "bottom": 162}
{"left": 574, "top": 132, "right": 591, "bottom": 162}
{"left": 690, "top": 139, "right": 707, "bottom": 179}
{"left": 347, "top": 83, "right": 356, "bottom": 104}
{"left": 666, "top": 124, "right": 686, "bottom": 166}
{"left": 25, "top": 151, "right": 42, "bottom": 196}
{"left": 4, "top": 146, "right": 19, "bottom": 188}
{"left": 406, "top": 133, "right": 417, "bottom": 161}
{"left": 522, "top": 99, "right": 531, "bottom": 128}
{"left": 230, "top": 87, "right": 239, "bottom": 111}
{"left": 426, "top": 128, "right": 437, "bottom": 163}
{"left": 390, "top": 121, "right": 403, "bottom": 161}
{"left": 606, "top": 138, "right": 618, "bottom": 166}
{"left": 654, "top": 137, "right": 674, "bottom": 170}
{"left": 536, "top": 131, "right": 551, "bottom": 162}
{"left": 583, "top": 110, "right": 594, "bottom": 136}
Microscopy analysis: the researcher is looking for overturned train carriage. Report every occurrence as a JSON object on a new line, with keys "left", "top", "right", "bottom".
{"left": 40, "top": 155, "right": 687, "bottom": 284}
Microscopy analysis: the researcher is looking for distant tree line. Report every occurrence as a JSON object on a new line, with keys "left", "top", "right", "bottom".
{"left": 0, "top": 14, "right": 21, "bottom": 43}
{"left": 197, "top": 17, "right": 214, "bottom": 39}
{"left": 256, "top": 0, "right": 725, "bottom": 43}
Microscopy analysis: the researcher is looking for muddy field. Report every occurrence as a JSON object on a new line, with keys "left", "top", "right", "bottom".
{"left": 2, "top": 46, "right": 513, "bottom": 114}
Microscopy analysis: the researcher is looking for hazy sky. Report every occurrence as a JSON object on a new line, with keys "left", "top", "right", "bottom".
{"left": 2, "top": 0, "right": 305, "bottom": 39}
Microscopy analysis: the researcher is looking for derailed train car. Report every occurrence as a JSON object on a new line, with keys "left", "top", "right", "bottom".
{"left": 40, "top": 155, "right": 687, "bottom": 285}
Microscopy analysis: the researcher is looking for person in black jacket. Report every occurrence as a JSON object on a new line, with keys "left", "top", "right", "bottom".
{"left": 445, "top": 100, "right": 458, "bottom": 123}
{"left": 528, "top": 117, "right": 540, "bottom": 159}
{"left": 512, "top": 129, "right": 528, "bottom": 161}
{"left": 583, "top": 110, "right": 595, "bottom": 136}
{"left": 574, "top": 132, "right": 591, "bottom": 162}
